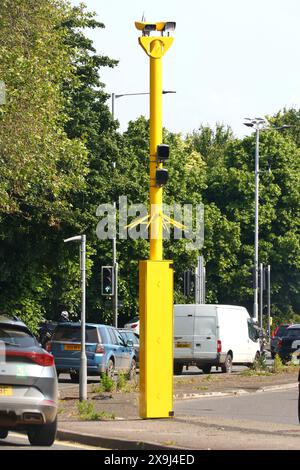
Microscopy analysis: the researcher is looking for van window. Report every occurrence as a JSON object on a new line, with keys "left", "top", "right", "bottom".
{"left": 247, "top": 320, "right": 259, "bottom": 342}
{"left": 195, "top": 316, "right": 216, "bottom": 336}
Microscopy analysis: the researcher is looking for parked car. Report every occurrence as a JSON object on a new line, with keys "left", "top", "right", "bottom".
{"left": 271, "top": 323, "right": 291, "bottom": 359}
{"left": 118, "top": 329, "right": 139, "bottom": 366}
{"left": 0, "top": 315, "right": 58, "bottom": 446}
{"left": 47, "top": 322, "right": 137, "bottom": 382}
{"left": 173, "top": 304, "right": 261, "bottom": 375}
{"left": 277, "top": 324, "right": 300, "bottom": 364}
{"left": 124, "top": 317, "right": 139, "bottom": 335}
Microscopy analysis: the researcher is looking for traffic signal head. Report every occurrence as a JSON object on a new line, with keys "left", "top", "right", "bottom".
{"left": 101, "top": 266, "right": 114, "bottom": 296}
{"left": 155, "top": 168, "right": 169, "bottom": 187}
{"left": 156, "top": 144, "right": 170, "bottom": 163}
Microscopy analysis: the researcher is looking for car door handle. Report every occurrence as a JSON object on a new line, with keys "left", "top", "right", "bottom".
{"left": 206, "top": 337, "right": 211, "bottom": 339}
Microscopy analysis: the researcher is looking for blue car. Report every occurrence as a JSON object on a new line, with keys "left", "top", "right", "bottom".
{"left": 47, "top": 323, "right": 136, "bottom": 382}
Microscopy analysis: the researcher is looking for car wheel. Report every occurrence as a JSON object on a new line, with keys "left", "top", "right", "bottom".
{"left": 27, "top": 417, "right": 57, "bottom": 447}
{"left": 221, "top": 354, "right": 233, "bottom": 373}
{"left": 129, "top": 358, "right": 137, "bottom": 380}
{"left": 70, "top": 371, "right": 79, "bottom": 383}
{"left": 0, "top": 429, "right": 8, "bottom": 439}
{"left": 106, "top": 359, "right": 115, "bottom": 378}
{"left": 202, "top": 366, "right": 212, "bottom": 374}
{"left": 173, "top": 363, "right": 183, "bottom": 375}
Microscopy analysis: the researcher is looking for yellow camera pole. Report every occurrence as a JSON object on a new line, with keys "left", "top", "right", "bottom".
{"left": 135, "top": 21, "right": 175, "bottom": 418}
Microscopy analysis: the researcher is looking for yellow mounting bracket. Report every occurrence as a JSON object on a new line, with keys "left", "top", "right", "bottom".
{"left": 125, "top": 212, "right": 186, "bottom": 231}
{"left": 138, "top": 36, "right": 174, "bottom": 59}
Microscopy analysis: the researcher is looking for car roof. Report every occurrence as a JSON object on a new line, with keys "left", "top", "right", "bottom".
{"left": 287, "top": 324, "right": 300, "bottom": 329}
{"left": 55, "top": 322, "right": 115, "bottom": 328}
{"left": 118, "top": 328, "right": 138, "bottom": 333}
{"left": 0, "top": 314, "right": 27, "bottom": 327}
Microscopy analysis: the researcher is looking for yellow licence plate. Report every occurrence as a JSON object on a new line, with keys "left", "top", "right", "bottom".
{"left": 64, "top": 344, "right": 81, "bottom": 351}
{"left": 176, "top": 342, "right": 192, "bottom": 348}
{"left": 0, "top": 386, "right": 12, "bottom": 396}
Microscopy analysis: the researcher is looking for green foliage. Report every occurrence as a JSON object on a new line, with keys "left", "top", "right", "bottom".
{"left": 77, "top": 400, "right": 115, "bottom": 421}
{"left": 116, "top": 372, "right": 127, "bottom": 391}
{"left": 272, "top": 354, "right": 285, "bottom": 374}
{"left": 100, "top": 373, "right": 115, "bottom": 392}
{"left": 251, "top": 354, "right": 268, "bottom": 371}
{"left": 0, "top": 1, "right": 298, "bottom": 332}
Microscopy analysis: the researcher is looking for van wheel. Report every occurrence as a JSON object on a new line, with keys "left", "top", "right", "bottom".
{"left": 202, "top": 366, "right": 211, "bottom": 374}
{"left": 221, "top": 354, "right": 233, "bottom": 373}
{"left": 174, "top": 363, "right": 183, "bottom": 375}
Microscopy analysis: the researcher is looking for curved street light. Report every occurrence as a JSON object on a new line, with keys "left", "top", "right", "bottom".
{"left": 243, "top": 118, "right": 293, "bottom": 329}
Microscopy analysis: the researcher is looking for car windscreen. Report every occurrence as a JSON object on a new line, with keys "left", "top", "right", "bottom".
{"left": 286, "top": 329, "right": 300, "bottom": 338}
{"left": 52, "top": 326, "right": 99, "bottom": 343}
{"left": 0, "top": 325, "right": 37, "bottom": 348}
{"left": 277, "top": 325, "right": 289, "bottom": 336}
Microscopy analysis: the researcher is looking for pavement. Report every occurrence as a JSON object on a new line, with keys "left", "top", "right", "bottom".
{"left": 56, "top": 369, "right": 300, "bottom": 450}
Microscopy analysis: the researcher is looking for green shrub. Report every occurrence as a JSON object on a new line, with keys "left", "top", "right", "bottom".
{"left": 272, "top": 354, "right": 285, "bottom": 373}
{"left": 117, "top": 372, "right": 127, "bottom": 391}
{"left": 100, "top": 373, "right": 115, "bottom": 392}
{"left": 251, "top": 354, "right": 268, "bottom": 371}
{"left": 77, "top": 400, "right": 115, "bottom": 421}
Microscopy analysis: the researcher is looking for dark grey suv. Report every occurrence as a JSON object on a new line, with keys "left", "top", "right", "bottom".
{"left": 0, "top": 315, "right": 58, "bottom": 446}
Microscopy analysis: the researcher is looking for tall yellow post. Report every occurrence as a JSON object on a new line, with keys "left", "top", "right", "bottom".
{"left": 135, "top": 22, "right": 175, "bottom": 419}
{"left": 149, "top": 39, "right": 163, "bottom": 260}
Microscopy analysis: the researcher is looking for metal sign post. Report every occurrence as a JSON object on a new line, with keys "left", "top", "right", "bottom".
{"left": 64, "top": 235, "right": 87, "bottom": 402}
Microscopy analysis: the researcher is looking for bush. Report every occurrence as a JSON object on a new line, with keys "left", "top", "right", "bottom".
{"left": 77, "top": 400, "right": 115, "bottom": 421}
{"left": 100, "top": 373, "right": 115, "bottom": 392}
{"left": 272, "top": 354, "right": 285, "bottom": 373}
{"left": 251, "top": 354, "right": 268, "bottom": 371}
{"left": 117, "top": 372, "right": 127, "bottom": 391}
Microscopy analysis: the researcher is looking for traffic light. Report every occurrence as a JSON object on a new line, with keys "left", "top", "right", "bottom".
{"left": 101, "top": 266, "right": 114, "bottom": 296}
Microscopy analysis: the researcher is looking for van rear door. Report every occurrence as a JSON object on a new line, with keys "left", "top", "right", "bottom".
{"left": 193, "top": 314, "right": 217, "bottom": 360}
{"left": 174, "top": 305, "right": 195, "bottom": 360}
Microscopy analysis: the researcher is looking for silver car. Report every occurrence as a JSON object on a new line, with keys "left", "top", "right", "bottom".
{"left": 0, "top": 315, "right": 58, "bottom": 446}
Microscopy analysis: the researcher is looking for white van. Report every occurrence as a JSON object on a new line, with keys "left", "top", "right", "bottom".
{"left": 174, "top": 304, "right": 261, "bottom": 375}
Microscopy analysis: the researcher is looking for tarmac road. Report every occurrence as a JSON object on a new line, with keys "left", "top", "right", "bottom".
{"left": 57, "top": 364, "right": 259, "bottom": 389}
{"left": 175, "top": 386, "right": 299, "bottom": 425}
{"left": 0, "top": 432, "right": 104, "bottom": 450}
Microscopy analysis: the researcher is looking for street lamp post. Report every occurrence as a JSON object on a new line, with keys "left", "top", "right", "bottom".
{"left": 110, "top": 90, "right": 176, "bottom": 328}
{"left": 244, "top": 119, "right": 292, "bottom": 324}
{"left": 244, "top": 118, "right": 268, "bottom": 322}
{"left": 64, "top": 235, "right": 87, "bottom": 402}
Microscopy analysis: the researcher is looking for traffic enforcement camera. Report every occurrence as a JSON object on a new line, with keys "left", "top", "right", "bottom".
{"left": 155, "top": 144, "right": 170, "bottom": 187}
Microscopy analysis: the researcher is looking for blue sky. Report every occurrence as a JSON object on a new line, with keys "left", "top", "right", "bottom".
{"left": 70, "top": 0, "right": 300, "bottom": 137}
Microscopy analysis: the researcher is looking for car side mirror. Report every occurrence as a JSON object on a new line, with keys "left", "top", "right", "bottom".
{"left": 127, "top": 339, "right": 133, "bottom": 347}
